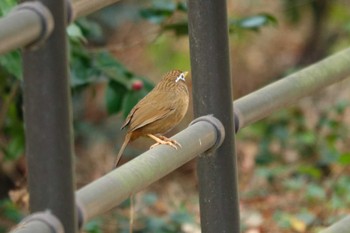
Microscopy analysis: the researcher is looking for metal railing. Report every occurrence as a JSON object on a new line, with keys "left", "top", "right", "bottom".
{"left": 0, "top": 0, "right": 349, "bottom": 232}
{"left": 188, "top": 0, "right": 239, "bottom": 231}
{"left": 0, "top": 0, "right": 122, "bottom": 55}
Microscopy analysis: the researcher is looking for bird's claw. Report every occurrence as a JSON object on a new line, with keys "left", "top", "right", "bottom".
{"left": 149, "top": 135, "right": 182, "bottom": 150}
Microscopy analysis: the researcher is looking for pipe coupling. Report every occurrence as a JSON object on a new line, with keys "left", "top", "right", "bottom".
{"left": 12, "top": 210, "right": 64, "bottom": 233}
{"left": 12, "top": 2, "right": 54, "bottom": 50}
{"left": 190, "top": 115, "right": 225, "bottom": 154}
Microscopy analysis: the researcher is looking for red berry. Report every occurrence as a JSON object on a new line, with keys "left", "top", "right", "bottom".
{"left": 131, "top": 80, "right": 143, "bottom": 91}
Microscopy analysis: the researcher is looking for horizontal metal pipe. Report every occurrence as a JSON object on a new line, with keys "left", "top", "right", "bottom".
{"left": 234, "top": 48, "right": 350, "bottom": 130}
{"left": 319, "top": 215, "right": 350, "bottom": 233}
{"left": 77, "top": 118, "right": 220, "bottom": 223}
{"left": 10, "top": 211, "right": 64, "bottom": 233}
{"left": 9, "top": 221, "right": 53, "bottom": 233}
{"left": 71, "top": 0, "right": 121, "bottom": 20}
{"left": 0, "top": 10, "right": 41, "bottom": 55}
{"left": 0, "top": 0, "right": 121, "bottom": 55}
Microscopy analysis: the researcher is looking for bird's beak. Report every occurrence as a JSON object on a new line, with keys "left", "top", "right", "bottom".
{"left": 183, "top": 71, "right": 189, "bottom": 77}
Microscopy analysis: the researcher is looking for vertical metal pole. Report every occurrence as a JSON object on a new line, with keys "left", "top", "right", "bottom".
{"left": 188, "top": 0, "right": 240, "bottom": 232}
{"left": 22, "top": 0, "right": 77, "bottom": 232}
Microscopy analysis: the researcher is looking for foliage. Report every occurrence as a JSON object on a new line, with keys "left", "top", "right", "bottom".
{"left": 0, "top": 21, "right": 155, "bottom": 162}
{"left": 239, "top": 100, "right": 350, "bottom": 232}
{"left": 84, "top": 193, "right": 197, "bottom": 233}
{"left": 1, "top": 1, "right": 350, "bottom": 233}
{"left": 241, "top": 100, "right": 350, "bottom": 170}
{"left": 0, "top": 0, "right": 277, "bottom": 163}
{"left": 0, "top": 199, "right": 23, "bottom": 233}
{"left": 140, "top": 0, "right": 277, "bottom": 36}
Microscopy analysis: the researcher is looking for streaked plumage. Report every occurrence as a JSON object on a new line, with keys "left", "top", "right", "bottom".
{"left": 115, "top": 70, "right": 189, "bottom": 167}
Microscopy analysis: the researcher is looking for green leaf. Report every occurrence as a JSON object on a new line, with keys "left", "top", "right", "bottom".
{"left": 338, "top": 153, "right": 350, "bottom": 165}
{"left": 105, "top": 80, "right": 127, "bottom": 115}
{"left": 170, "top": 211, "right": 193, "bottom": 224}
{"left": 163, "top": 22, "right": 188, "bottom": 36}
{"left": 176, "top": 2, "right": 187, "bottom": 12}
{"left": 0, "top": 199, "right": 23, "bottom": 223}
{"left": 67, "top": 23, "right": 87, "bottom": 43}
{"left": 230, "top": 13, "right": 277, "bottom": 32}
{"left": 5, "top": 135, "right": 24, "bottom": 161}
{"left": 139, "top": 0, "right": 183, "bottom": 24}
{"left": 75, "top": 18, "right": 104, "bottom": 42}
{"left": 305, "top": 183, "right": 326, "bottom": 201}
{"left": 70, "top": 59, "right": 99, "bottom": 87}
{"left": 297, "top": 165, "right": 322, "bottom": 179}
{"left": 142, "top": 192, "right": 158, "bottom": 206}
{"left": 0, "top": 50, "right": 22, "bottom": 79}
{"left": 93, "top": 52, "right": 130, "bottom": 87}
{"left": 122, "top": 89, "right": 148, "bottom": 118}
{"left": 334, "top": 100, "right": 348, "bottom": 114}
{"left": 0, "top": 0, "right": 17, "bottom": 16}
{"left": 84, "top": 219, "right": 103, "bottom": 233}
{"left": 140, "top": 8, "right": 174, "bottom": 24}
{"left": 296, "top": 210, "right": 316, "bottom": 226}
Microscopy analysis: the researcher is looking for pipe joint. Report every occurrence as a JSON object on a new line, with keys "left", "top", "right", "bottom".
{"left": 12, "top": 2, "right": 54, "bottom": 50}
{"left": 190, "top": 115, "right": 225, "bottom": 154}
{"left": 13, "top": 210, "right": 64, "bottom": 233}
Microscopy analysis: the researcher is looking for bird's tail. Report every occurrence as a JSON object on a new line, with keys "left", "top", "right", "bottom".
{"left": 115, "top": 133, "right": 132, "bottom": 168}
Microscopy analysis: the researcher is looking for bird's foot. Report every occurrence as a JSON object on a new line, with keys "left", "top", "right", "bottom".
{"left": 147, "top": 134, "right": 182, "bottom": 150}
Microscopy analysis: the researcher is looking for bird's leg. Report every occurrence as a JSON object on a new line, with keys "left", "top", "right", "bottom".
{"left": 147, "top": 134, "right": 182, "bottom": 150}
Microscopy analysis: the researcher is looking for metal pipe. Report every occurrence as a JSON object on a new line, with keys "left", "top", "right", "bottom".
{"left": 10, "top": 221, "right": 53, "bottom": 233}
{"left": 0, "top": 10, "right": 40, "bottom": 55}
{"left": 22, "top": 0, "right": 76, "bottom": 232}
{"left": 0, "top": 2, "right": 53, "bottom": 55}
{"left": 234, "top": 48, "right": 350, "bottom": 131}
{"left": 10, "top": 211, "right": 64, "bottom": 233}
{"left": 0, "top": 0, "right": 123, "bottom": 55}
{"left": 319, "top": 215, "right": 350, "bottom": 233}
{"left": 188, "top": 0, "right": 240, "bottom": 232}
{"left": 77, "top": 116, "right": 224, "bottom": 223}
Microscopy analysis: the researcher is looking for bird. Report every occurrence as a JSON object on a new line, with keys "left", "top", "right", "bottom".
{"left": 115, "top": 69, "right": 190, "bottom": 167}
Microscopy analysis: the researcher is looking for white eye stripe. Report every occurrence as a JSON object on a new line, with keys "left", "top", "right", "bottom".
{"left": 175, "top": 73, "right": 185, "bottom": 83}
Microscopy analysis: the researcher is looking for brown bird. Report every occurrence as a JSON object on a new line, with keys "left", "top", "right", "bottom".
{"left": 115, "top": 70, "right": 190, "bottom": 167}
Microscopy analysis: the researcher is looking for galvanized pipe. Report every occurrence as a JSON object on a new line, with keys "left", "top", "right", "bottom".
{"left": 22, "top": 0, "right": 76, "bottom": 233}
{"left": 0, "top": 0, "right": 122, "bottom": 55}
{"left": 10, "top": 221, "right": 54, "bottom": 233}
{"left": 10, "top": 211, "right": 64, "bottom": 233}
{"left": 234, "top": 48, "right": 350, "bottom": 131}
{"left": 319, "top": 215, "right": 350, "bottom": 233}
{"left": 0, "top": 2, "right": 53, "bottom": 55}
{"left": 188, "top": 0, "right": 240, "bottom": 232}
{"left": 77, "top": 116, "right": 224, "bottom": 223}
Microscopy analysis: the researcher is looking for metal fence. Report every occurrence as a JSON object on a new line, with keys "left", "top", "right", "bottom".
{"left": 0, "top": 0, "right": 349, "bottom": 232}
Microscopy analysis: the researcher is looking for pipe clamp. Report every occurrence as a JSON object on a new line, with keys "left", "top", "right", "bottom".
{"left": 190, "top": 115, "right": 225, "bottom": 154}
{"left": 12, "top": 2, "right": 54, "bottom": 50}
{"left": 14, "top": 210, "right": 64, "bottom": 233}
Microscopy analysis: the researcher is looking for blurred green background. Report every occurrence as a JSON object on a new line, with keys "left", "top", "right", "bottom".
{"left": 1, "top": 0, "right": 350, "bottom": 232}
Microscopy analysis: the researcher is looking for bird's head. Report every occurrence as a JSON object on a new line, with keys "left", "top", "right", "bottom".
{"left": 162, "top": 70, "right": 189, "bottom": 84}
{"left": 156, "top": 70, "right": 189, "bottom": 92}
{"left": 175, "top": 71, "right": 188, "bottom": 83}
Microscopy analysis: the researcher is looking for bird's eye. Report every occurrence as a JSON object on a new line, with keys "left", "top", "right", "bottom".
{"left": 175, "top": 73, "right": 185, "bottom": 83}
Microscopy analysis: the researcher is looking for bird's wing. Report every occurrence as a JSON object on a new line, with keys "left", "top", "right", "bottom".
{"left": 120, "top": 92, "right": 152, "bottom": 129}
{"left": 121, "top": 88, "right": 178, "bottom": 131}
{"left": 128, "top": 100, "right": 175, "bottom": 131}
